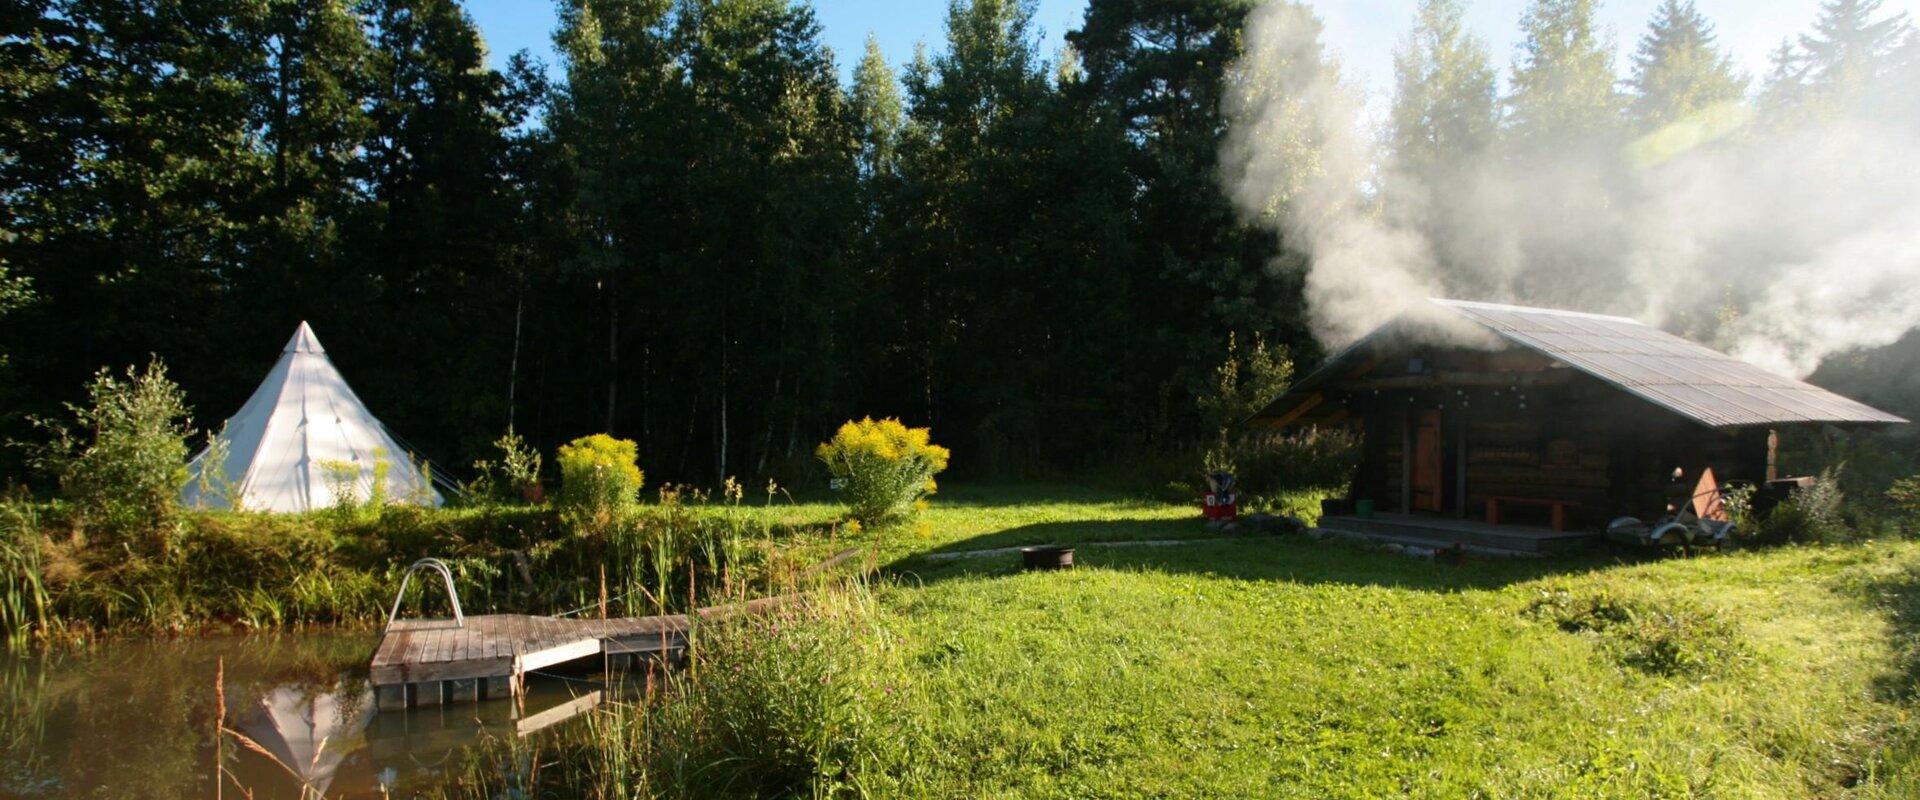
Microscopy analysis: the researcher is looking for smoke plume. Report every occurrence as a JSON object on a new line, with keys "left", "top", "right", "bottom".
{"left": 1223, "top": 1, "right": 1920, "bottom": 378}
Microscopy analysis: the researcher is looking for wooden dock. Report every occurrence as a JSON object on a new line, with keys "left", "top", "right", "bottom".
{"left": 369, "top": 596, "right": 785, "bottom": 711}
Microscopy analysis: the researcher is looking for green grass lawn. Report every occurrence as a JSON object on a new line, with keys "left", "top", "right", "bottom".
{"left": 832, "top": 485, "right": 1920, "bottom": 797}
{"left": 436, "top": 482, "right": 1920, "bottom": 798}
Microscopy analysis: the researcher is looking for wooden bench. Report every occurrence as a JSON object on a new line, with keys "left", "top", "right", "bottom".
{"left": 1483, "top": 495, "right": 1576, "bottom": 532}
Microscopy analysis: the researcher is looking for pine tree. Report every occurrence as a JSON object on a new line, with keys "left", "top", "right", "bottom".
{"left": 1628, "top": 0, "right": 1745, "bottom": 130}
{"left": 1390, "top": 0, "right": 1498, "bottom": 170}
{"left": 1507, "top": 0, "right": 1624, "bottom": 147}
{"left": 1798, "top": 0, "right": 1913, "bottom": 97}
{"left": 346, "top": 0, "right": 533, "bottom": 454}
{"left": 850, "top": 33, "right": 904, "bottom": 176}
{"left": 1757, "top": 37, "right": 1809, "bottom": 118}
{"left": 1068, "top": 0, "right": 1312, "bottom": 444}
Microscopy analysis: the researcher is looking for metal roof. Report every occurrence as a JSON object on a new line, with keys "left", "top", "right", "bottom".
{"left": 1427, "top": 299, "right": 1906, "bottom": 428}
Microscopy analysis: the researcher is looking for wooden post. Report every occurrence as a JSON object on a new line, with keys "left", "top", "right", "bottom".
{"left": 599, "top": 564, "right": 608, "bottom": 620}
{"left": 1400, "top": 407, "right": 1413, "bottom": 514}
{"left": 1455, "top": 415, "right": 1468, "bottom": 519}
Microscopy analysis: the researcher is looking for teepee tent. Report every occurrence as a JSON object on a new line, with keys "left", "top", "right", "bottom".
{"left": 182, "top": 322, "right": 443, "bottom": 512}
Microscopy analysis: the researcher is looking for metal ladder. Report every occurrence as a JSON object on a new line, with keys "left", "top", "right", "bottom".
{"left": 385, "top": 557, "right": 466, "bottom": 631}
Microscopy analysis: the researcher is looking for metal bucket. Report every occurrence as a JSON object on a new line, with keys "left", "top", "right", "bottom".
{"left": 1021, "top": 546, "right": 1074, "bottom": 571}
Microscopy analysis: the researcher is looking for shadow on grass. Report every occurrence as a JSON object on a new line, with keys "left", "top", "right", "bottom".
{"left": 912, "top": 517, "right": 1209, "bottom": 557}
{"left": 923, "top": 482, "right": 1163, "bottom": 509}
{"left": 887, "top": 525, "right": 1626, "bottom": 593}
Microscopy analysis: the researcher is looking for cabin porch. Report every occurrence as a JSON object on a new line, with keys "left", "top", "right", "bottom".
{"left": 1317, "top": 512, "right": 1602, "bottom": 556}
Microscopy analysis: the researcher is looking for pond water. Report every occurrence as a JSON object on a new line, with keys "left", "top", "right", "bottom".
{"left": 2, "top": 632, "right": 609, "bottom": 798}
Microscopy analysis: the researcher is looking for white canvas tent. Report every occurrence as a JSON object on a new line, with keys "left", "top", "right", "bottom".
{"left": 182, "top": 322, "right": 444, "bottom": 512}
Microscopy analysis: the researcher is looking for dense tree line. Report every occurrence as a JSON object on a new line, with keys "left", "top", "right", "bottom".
{"left": 1, "top": 0, "right": 1913, "bottom": 486}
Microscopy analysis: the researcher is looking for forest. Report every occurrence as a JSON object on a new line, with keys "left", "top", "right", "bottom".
{"left": 3, "top": 0, "right": 1917, "bottom": 488}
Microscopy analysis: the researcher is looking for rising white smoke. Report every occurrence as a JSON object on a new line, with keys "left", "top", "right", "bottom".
{"left": 1221, "top": 3, "right": 1447, "bottom": 347}
{"left": 1223, "top": 1, "right": 1920, "bottom": 378}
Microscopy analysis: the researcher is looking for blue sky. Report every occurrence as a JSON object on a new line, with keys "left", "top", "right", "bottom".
{"left": 465, "top": 0, "right": 1918, "bottom": 112}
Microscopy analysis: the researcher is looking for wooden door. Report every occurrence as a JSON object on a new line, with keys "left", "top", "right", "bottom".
{"left": 1412, "top": 410, "right": 1444, "bottom": 512}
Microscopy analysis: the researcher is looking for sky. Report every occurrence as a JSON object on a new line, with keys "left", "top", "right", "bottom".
{"left": 464, "top": 0, "right": 1920, "bottom": 106}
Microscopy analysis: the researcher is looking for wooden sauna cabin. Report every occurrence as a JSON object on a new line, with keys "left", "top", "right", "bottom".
{"left": 1250, "top": 300, "right": 1906, "bottom": 553}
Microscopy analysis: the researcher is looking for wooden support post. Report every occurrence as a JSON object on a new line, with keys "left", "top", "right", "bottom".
{"left": 375, "top": 683, "right": 407, "bottom": 712}
{"left": 1400, "top": 409, "right": 1413, "bottom": 514}
{"left": 484, "top": 675, "right": 514, "bottom": 700}
{"left": 1766, "top": 429, "right": 1779, "bottom": 482}
{"left": 1455, "top": 420, "right": 1468, "bottom": 519}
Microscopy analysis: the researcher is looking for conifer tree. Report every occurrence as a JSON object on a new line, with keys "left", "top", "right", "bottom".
{"left": 1628, "top": 0, "right": 1746, "bottom": 130}
{"left": 851, "top": 33, "right": 905, "bottom": 176}
{"left": 1798, "top": 0, "right": 1913, "bottom": 97}
{"left": 1391, "top": 0, "right": 1499, "bottom": 170}
{"left": 1507, "top": 0, "right": 1623, "bottom": 147}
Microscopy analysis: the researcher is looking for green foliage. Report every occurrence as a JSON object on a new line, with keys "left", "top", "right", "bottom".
{"left": 816, "top": 418, "right": 950, "bottom": 524}
{"left": 1196, "top": 332, "right": 1294, "bottom": 438}
{"left": 0, "top": 501, "right": 51, "bottom": 650}
{"left": 468, "top": 429, "right": 544, "bottom": 505}
{"left": 851, "top": 33, "right": 904, "bottom": 174}
{"left": 0, "top": 265, "right": 28, "bottom": 371}
{"left": 1628, "top": 0, "right": 1747, "bottom": 130}
{"left": 1507, "top": 0, "right": 1624, "bottom": 146}
{"left": 1214, "top": 427, "right": 1359, "bottom": 500}
{"left": 1890, "top": 475, "right": 1920, "bottom": 515}
{"left": 1754, "top": 466, "right": 1850, "bottom": 545}
{"left": 1391, "top": 0, "right": 1499, "bottom": 168}
{"left": 556, "top": 434, "right": 644, "bottom": 529}
{"left": 25, "top": 360, "right": 192, "bottom": 547}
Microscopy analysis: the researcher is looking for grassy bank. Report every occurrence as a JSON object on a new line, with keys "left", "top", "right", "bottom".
{"left": 0, "top": 493, "right": 847, "bottom": 644}
{"left": 430, "top": 484, "right": 1920, "bottom": 799}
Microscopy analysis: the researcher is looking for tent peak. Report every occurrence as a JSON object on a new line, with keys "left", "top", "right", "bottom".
{"left": 284, "top": 321, "right": 326, "bottom": 354}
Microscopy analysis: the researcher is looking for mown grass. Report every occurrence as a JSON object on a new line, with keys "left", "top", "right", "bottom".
{"left": 432, "top": 484, "right": 1920, "bottom": 799}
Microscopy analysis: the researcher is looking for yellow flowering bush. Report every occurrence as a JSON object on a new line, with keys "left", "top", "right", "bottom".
{"left": 556, "top": 434, "right": 645, "bottom": 529}
{"left": 815, "top": 417, "right": 950, "bottom": 523}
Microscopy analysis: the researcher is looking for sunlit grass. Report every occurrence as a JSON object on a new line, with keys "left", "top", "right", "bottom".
{"left": 432, "top": 484, "right": 1920, "bottom": 798}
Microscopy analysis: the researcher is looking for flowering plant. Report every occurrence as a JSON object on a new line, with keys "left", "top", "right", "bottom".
{"left": 815, "top": 417, "right": 949, "bottom": 523}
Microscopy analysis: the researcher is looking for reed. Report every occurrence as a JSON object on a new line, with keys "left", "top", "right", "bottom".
{"left": 0, "top": 502, "right": 52, "bottom": 649}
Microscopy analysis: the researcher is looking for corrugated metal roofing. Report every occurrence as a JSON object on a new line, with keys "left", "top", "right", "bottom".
{"left": 1431, "top": 299, "right": 1906, "bottom": 428}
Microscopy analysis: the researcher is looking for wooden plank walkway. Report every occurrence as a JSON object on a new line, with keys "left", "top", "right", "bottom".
{"left": 369, "top": 596, "right": 787, "bottom": 711}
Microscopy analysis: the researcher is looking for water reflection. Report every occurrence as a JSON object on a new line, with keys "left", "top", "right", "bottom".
{"left": 1, "top": 633, "right": 609, "bottom": 799}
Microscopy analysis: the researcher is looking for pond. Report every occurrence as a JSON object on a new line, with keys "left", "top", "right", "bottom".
{"left": 2, "top": 631, "right": 610, "bottom": 798}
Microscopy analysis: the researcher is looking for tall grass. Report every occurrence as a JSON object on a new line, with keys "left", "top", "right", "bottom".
{"left": 0, "top": 503, "right": 52, "bottom": 649}
{"left": 0, "top": 481, "right": 825, "bottom": 645}
{"left": 432, "top": 583, "right": 900, "bottom": 800}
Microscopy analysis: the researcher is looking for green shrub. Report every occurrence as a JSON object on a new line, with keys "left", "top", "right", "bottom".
{"left": 556, "top": 434, "right": 644, "bottom": 530}
{"left": 1212, "top": 427, "right": 1360, "bottom": 500}
{"left": 816, "top": 417, "right": 950, "bottom": 524}
{"left": 25, "top": 359, "right": 193, "bottom": 548}
{"left": 1753, "top": 467, "right": 1849, "bottom": 545}
{"left": 468, "top": 429, "right": 544, "bottom": 505}
{"left": 1889, "top": 475, "right": 1920, "bottom": 516}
